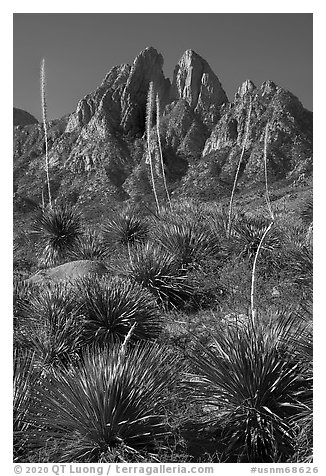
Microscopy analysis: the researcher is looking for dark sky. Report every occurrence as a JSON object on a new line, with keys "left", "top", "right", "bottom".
{"left": 13, "top": 13, "right": 313, "bottom": 120}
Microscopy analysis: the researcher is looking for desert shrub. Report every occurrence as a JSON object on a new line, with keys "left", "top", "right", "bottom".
{"left": 76, "top": 276, "right": 162, "bottom": 345}
{"left": 102, "top": 210, "right": 148, "bottom": 250}
{"left": 117, "top": 243, "right": 193, "bottom": 309}
{"left": 17, "top": 283, "right": 83, "bottom": 369}
{"left": 32, "top": 204, "right": 83, "bottom": 267}
{"left": 25, "top": 342, "right": 182, "bottom": 462}
{"left": 184, "top": 313, "right": 312, "bottom": 462}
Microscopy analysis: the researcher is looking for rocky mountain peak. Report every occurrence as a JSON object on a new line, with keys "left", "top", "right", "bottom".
{"left": 235, "top": 80, "right": 257, "bottom": 101}
{"left": 120, "top": 47, "right": 171, "bottom": 134}
{"left": 260, "top": 80, "right": 278, "bottom": 98}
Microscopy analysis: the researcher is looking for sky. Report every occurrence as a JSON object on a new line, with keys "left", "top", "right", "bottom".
{"left": 13, "top": 13, "right": 313, "bottom": 121}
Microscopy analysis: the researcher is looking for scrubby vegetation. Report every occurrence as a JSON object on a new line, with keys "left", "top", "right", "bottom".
{"left": 13, "top": 190, "right": 313, "bottom": 463}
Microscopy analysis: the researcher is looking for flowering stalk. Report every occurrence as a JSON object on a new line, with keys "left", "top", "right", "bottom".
{"left": 146, "top": 82, "right": 160, "bottom": 213}
{"left": 40, "top": 58, "right": 52, "bottom": 209}
{"left": 227, "top": 97, "right": 252, "bottom": 237}
{"left": 263, "top": 122, "right": 274, "bottom": 220}
{"left": 156, "top": 93, "right": 171, "bottom": 210}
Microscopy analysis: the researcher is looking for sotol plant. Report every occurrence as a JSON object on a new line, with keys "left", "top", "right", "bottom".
{"left": 77, "top": 275, "right": 162, "bottom": 345}
{"left": 185, "top": 313, "right": 312, "bottom": 462}
{"left": 32, "top": 204, "right": 83, "bottom": 267}
{"left": 18, "top": 282, "right": 83, "bottom": 370}
{"left": 102, "top": 210, "right": 148, "bottom": 250}
{"left": 152, "top": 219, "right": 221, "bottom": 268}
{"left": 118, "top": 242, "right": 193, "bottom": 309}
{"left": 26, "top": 343, "right": 182, "bottom": 462}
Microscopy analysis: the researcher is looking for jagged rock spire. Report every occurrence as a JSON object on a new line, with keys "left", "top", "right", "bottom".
{"left": 172, "top": 49, "right": 228, "bottom": 114}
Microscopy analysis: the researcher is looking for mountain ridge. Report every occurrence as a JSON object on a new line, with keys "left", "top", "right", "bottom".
{"left": 13, "top": 46, "right": 312, "bottom": 213}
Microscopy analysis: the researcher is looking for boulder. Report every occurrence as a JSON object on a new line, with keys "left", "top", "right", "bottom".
{"left": 27, "top": 260, "right": 110, "bottom": 285}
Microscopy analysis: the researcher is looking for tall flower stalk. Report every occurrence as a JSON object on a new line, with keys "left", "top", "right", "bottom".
{"left": 146, "top": 82, "right": 160, "bottom": 213}
{"left": 263, "top": 123, "right": 274, "bottom": 220}
{"left": 250, "top": 122, "right": 274, "bottom": 322}
{"left": 227, "top": 97, "right": 252, "bottom": 237}
{"left": 156, "top": 93, "right": 171, "bottom": 210}
{"left": 40, "top": 58, "right": 52, "bottom": 209}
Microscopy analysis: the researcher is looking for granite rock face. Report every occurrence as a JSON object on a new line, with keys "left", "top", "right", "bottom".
{"left": 13, "top": 47, "right": 312, "bottom": 211}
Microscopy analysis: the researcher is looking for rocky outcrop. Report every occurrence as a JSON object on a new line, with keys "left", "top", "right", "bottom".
{"left": 14, "top": 107, "right": 38, "bottom": 126}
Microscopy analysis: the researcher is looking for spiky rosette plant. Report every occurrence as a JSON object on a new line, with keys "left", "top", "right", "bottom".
{"left": 118, "top": 243, "right": 193, "bottom": 309}
{"left": 26, "top": 343, "right": 181, "bottom": 462}
{"left": 14, "top": 349, "right": 42, "bottom": 461}
{"left": 279, "top": 309, "right": 313, "bottom": 463}
{"left": 233, "top": 215, "right": 281, "bottom": 261}
{"left": 32, "top": 204, "right": 83, "bottom": 267}
{"left": 102, "top": 211, "right": 148, "bottom": 250}
{"left": 68, "top": 229, "right": 109, "bottom": 261}
{"left": 18, "top": 283, "right": 83, "bottom": 370}
{"left": 76, "top": 276, "right": 161, "bottom": 345}
{"left": 152, "top": 220, "right": 222, "bottom": 268}
{"left": 184, "top": 314, "right": 312, "bottom": 462}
